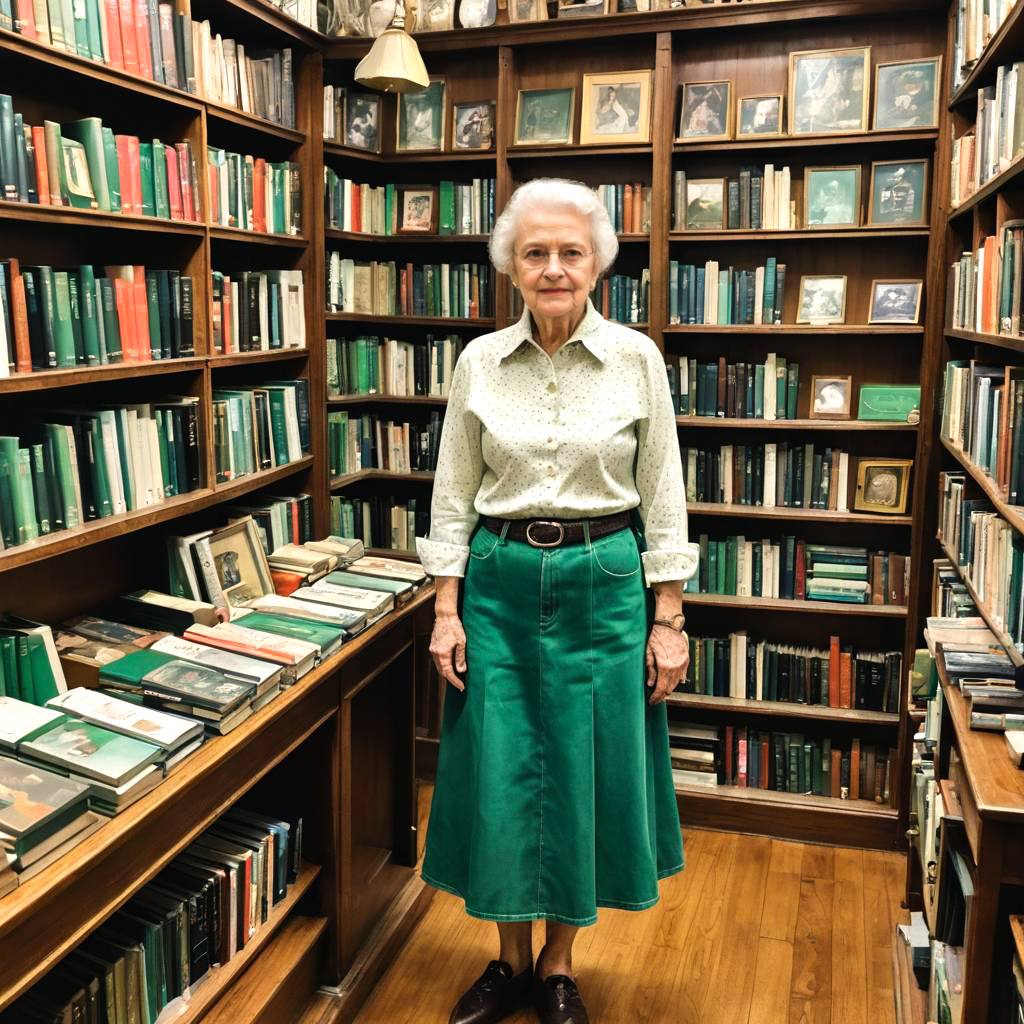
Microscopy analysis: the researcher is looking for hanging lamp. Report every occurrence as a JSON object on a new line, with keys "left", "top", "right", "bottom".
{"left": 354, "top": 0, "right": 430, "bottom": 93}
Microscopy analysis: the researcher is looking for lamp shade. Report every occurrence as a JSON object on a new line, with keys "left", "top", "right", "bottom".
{"left": 354, "top": 28, "right": 430, "bottom": 93}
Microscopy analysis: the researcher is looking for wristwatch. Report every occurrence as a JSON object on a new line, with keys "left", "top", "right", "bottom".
{"left": 653, "top": 613, "right": 686, "bottom": 632}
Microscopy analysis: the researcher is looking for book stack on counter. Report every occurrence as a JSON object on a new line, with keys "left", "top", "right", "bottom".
{"left": 669, "top": 258, "right": 785, "bottom": 326}
{"left": 667, "top": 720, "right": 896, "bottom": 802}
{"left": 328, "top": 411, "right": 442, "bottom": 476}
{"left": 686, "top": 536, "right": 908, "bottom": 606}
{"left": 324, "top": 172, "right": 497, "bottom": 235}
{"left": 673, "top": 167, "right": 794, "bottom": 231}
{"left": 590, "top": 271, "right": 649, "bottom": 326}
{"left": 1, "top": 261, "right": 196, "bottom": 378}
{"left": 210, "top": 270, "right": 306, "bottom": 355}
{"left": 265, "top": 534, "right": 362, "bottom": 592}
{"left": 327, "top": 334, "right": 464, "bottom": 399}
{"left": 681, "top": 442, "right": 852, "bottom": 511}
{"left": 330, "top": 493, "right": 428, "bottom": 553}
{"left": 326, "top": 257, "right": 494, "bottom": 319}
{"left": 207, "top": 151, "right": 301, "bottom": 236}
{"left": 0, "top": 101, "right": 201, "bottom": 219}
{"left": 212, "top": 379, "right": 311, "bottom": 483}
{"left": 680, "top": 632, "right": 902, "bottom": 712}
{"left": 0, "top": 399, "right": 202, "bottom": 550}
{"left": 1, "top": 801, "right": 302, "bottom": 1019}
{"left": 598, "top": 182, "right": 651, "bottom": 234}
{"left": 669, "top": 352, "right": 799, "bottom": 419}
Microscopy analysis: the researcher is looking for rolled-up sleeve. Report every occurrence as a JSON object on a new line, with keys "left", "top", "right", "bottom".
{"left": 634, "top": 347, "right": 700, "bottom": 586}
{"left": 415, "top": 354, "right": 484, "bottom": 578}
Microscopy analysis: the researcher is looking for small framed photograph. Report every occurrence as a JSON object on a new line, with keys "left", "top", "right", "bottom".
{"left": 685, "top": 178, "right": 725, "bottom": 230}
{"left": 810, "top": 375, "right": 853, "bottom": 419}
{"left": 796, "top": 274, "right": 847, "bottom": 324}
{"left": 581, "top": 70, "right": 653, "bottom": 145}
{"left": 397, "top": 186, "right": 438, "bottom": 233}
{"left": 205, "top": 517, "right": 275, "bottom": 609}
{"left": 557, "top": 0, "right": 606, "bottom": 16}
{"left": 417, "top": 0, "right": 456, "bottom": 30}
{"left": 869, "top": 159, "right": 928, "bottom": 225}
{"left": 615, "top": 0, "right": 651, "bottom": 10}
{"left": 678, "top": 81, "right": 732, "bottom": 141}
{"left": 452, "top": 101, "right": 495, "bottom": 150}
{"left": 343, "top": 90, "right": 381, "bottom": 153}
{"left": 869, "top": 279, "right": 923, "bottom": 323}
{"left": 514, "top": 87, "right": 575, "bottom": 146}
{"left": 457, "top": 0, "right": 496, "bottom": 27}
{"left": 397, "top": 78, "right": 446, "bottom": 153}
{"left": 873, "top": 57, "right": 941, "bottom": 130}
{"left": 803, "top": 166, "right": 861, "bottom": 227}
{"left": 854, "top": 458, "right": 912, "bottom": 515}
{"left": 737, "top": 94, "right": 783, "bottom": 138}
{"left": 507, "top": 0, "right": 547, "bottom": 18}
{"left": 789, "top": 47, "right": 871, "bottom": 134}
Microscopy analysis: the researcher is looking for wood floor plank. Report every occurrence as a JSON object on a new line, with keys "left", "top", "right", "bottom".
{"left": 748, "top": 937, "right": 794, "bottom": 1024}
{"left": 831, "top": 850, "right": 868, "bottom": 1024}
{"left": 761, "top": 839, "right": 804, "bottom": 942}
{"left": 863, "top": 851, "right": 898, "bottom": 1024}
{"left": 789, "top": 876, "right": 834, "bottom": 1024}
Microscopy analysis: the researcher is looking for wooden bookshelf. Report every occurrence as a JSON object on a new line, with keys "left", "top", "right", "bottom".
{"left": 677, "top": 416, "right": 916, "bottom": 431}
{"left": 682, "top": 592, "right": 908, "bottom": 617}
{"left": 668, "top": 691, "right": 900, "bottom": 725}
{"left": 685, "top": 502, "right": 914, "bottom": 525}
{"left": 938, "top": 435, "right": 1024, "bottom": 538}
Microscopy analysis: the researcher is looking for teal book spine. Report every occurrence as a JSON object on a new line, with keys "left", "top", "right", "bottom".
{"left": 78, "top": 265, "right": 101, "bottom": 365}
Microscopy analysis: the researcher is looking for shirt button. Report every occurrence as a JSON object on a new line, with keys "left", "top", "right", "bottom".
{"left": 547, "top": 437, "right": 554, "bottom": 444}
{"left": 547, "top": 466, "right": 555, "bottom": 477}
{"left": 547, "top": 381, "right": 556, "bottom": 393}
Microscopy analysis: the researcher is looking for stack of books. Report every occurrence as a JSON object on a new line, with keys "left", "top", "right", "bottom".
{"left": 327, "top": 334, "right": 464, "bottom": 399}
{"left": 210, "top": 270, "right": 306, "bottom": 355}
{"left": 669, "top": 352, "right": 798, "bottom": 419}
{"left": 668, "top": 723, "right": 720, "bottom": 789}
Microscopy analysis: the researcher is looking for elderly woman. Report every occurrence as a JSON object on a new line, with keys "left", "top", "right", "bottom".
{"left": 415, "top": 178, "right": 699, "bottom": 1024}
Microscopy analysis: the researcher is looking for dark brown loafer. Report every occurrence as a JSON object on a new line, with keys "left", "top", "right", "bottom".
{"left": 534, "top": 974, "right": 590, "bottom": 1024}
{"left": 449, "top": 959, "right": 534, "bottom": 1024}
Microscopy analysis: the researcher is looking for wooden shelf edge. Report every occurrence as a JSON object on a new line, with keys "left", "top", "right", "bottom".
{"left": 205, "top": 100, "right": 308, "bottom": 144}
{"left": 948, "top": 154, "right": 1024, "bottom": 220}
{"left": 327, "top": 394, "right": 448, "bottom": 406}
{"left": 676, "top": 416, "right": 916, "bottom": 431}
{"left": 0, "top": 199, "right": 205, "bottom": 235}
{"left": 682, "top": 592, "right": 908, "bottom": 617}
{"left": 324, "top": 230, "right": 489, "bottom": 243}
{"left": 677, "top": 782, "right": 897, "bottom": 815}
{"left": 667, "top": 691, "right": 899, "bottom": 724}
{"left": 325, "top": 313, "right": 494, "bottom": 327}
{"left": 208, "top": 348, "right": 309, "bottom": 367}
{"left": 663, "top": 324, "right": 924, "bottom": 334}
{"left": 330, "top": 469, "right": 435, "bottom": 488}
{"left": 214, "top": 456, "right": 315, "bottom": 497}
{"left": 210, "top": 227, "right": 309, "bottom": 246}
{"left": 323, "top": 141, "right": 497, "bottom": 162}
{"left": 945, "top": 326, "right": 1024, "bottom": 354}
{"left": 673, "top": 128, "right": 939, "bottom": 153}
{"left": 685, "top": 502, "right": 912, "bottom": 525}
{"left": 669, "top": 227, "right": 930, "bottom": 242}
{"left": 0, "top": 357, "right": 207, "bottom": 393}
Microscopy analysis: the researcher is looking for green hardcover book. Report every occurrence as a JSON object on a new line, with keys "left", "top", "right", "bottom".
{"left": 59, "top": 137, "right": 98, "bottom": 210}
{"left": 64, "top": 117, "right": 111, "bottom": 211}
{"left": 24, "top": 632, "right": 58, "bottom": 704}
{"left": 51, "top": 271, "right": 77, "bottom": 368}
{"left": 725, "top": 535, "right": 738, "bottom": 595}
{"left": 243, "top": 157, "right": 255, "bottom": 231}
{"left": 111, "top": 409, "right": 136, "bottom": 512}
{"left": 438, "top": 180, "right": 454, "bottom": 235}
{"left": 101, "top": 126, "right": 121, "bottom": 213}
{"left": 67, "top": 272, "right": 86, "bottom": 365}
{"left": 43, "top": 424, "right": 80, "bottom": 528}
{"left": 152, "top": 140, "right": 170, "bottom": 219}
{"left": 15, "top": 635, "right": 35, "bottom": 705}
{"left": 0, "top": 638, "right": 17, "bottom": 701}
{"left": 775, "top": 357, "right": 787, "bottom": 418}
{"left": 754, "top": 363, "right": 765, "bottom": 418}
{"left": 145, "top": 272, "right": 162, "bottom": 360}
{"left": 270, "top": 163, "right": 286, "bottom": 234}
{"left": 29, "top": 443, "right": 52, "bottom": 535}
{"left": 98, "top": 277, "right": 123, "bottom": 363}
{"left": 78, "top": 265, "right": 101, "bottom": 365}
{"left": 265, "top": 390, "right": 290, "bottom": 466}
{"left": 21, "top": 719, "right": 161, "bottom": 787}
{"left": 154, "top": 409, "right": 172, "bottom": 497}
{"left": 45, "top": 0, "right": 66, "bottom": 48}
{"left": 86, "top": 416, "right": 113, "bottom": 518}
{"left": 138, "top": 142, "right": 156, "bottom": 217}
{"left": 786, "top": 362, "right": 799, "bottom": 420}
{"left": 236, "top": 612, "right": 343, "bottom": 659}
{"left": 5, "top": 441, "right": 39, "bottom": 545}
{"left": 83, "top": 0, "right": 103, "bottom": 58}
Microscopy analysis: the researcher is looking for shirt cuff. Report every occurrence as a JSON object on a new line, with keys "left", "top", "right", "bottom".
{"left": 641, "top": 545, "right": 700, "bottom": 587}
{"left": 415, "top": 536, "right": 470, "bottom": 578}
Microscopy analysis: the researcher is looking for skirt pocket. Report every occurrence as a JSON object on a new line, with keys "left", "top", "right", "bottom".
{"left": 590, "top": 528, "right": 642, "bottom": 578}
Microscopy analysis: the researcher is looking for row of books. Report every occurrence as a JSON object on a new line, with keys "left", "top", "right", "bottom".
{"left": 673, "top": 166, "right": 795, "bottom": 231}
{"left": 944, "top": 225, "right": 1024, "bottom": 336}
{"left": 939, "top": 469, "right": 1024, "bottom": 652}
{"left": 326, "top": 257, "right": 494, "bottom": 319}
{"left": 216, "top": 493, "right": 315, "bottom": 565}
{"left": 670, "top": 722, "right": 895, "bottom": 802}
{"left": 0, "top": 260, "right": 195, "bottom": 376}
{"left": 685, "top": 536, "right": 909, "bottom": 606}
{"left": 679, "top": 634, "right": 903, "bottom": 713}
{"left": 952, "top": 0, "right": 1014, "bottom": 92}
{"left": 210, "top": 270, "right": 306, "bottom": 355}
{"left": 207, "top": 150, "right": 301, "bottom": 235}
{"left": 325, "top": 172, "right": 497, "bottom": 236}
{"left": 327, "top": 334, "right": 464, "bottom": 399}
{"left": 933, "top": 558, "right": 979, "bottom": 623}
{"left": 669, "top": 258, "right": 785, "bottom": 326}
{"left": 597, "top": 182, "right": 651, "bottom": 234}
{"left": 329, "top": 493, "right": 427, "bottom": 554}
{"left": 328, "top": 412, "right": 441, "bottom": 477}
{"left": 590, "top": 271, "right": 649, "bottom": 326}
{"left": 681, "top": 442, "right": 852, "bottom": 511}
{"left": 0, "top": 616, "right": 64, "bottom": 707}
{"left": 668, "top": 353, "right": 798, "bottom": 419}
{"left": 212, "top": 380, "right": 310, "bottom": 483}
{"left": 0, "top": 399, "right": 201, "bottom": 549}
{"left": 0, "top": 101, "right": 200, "bottom": 219}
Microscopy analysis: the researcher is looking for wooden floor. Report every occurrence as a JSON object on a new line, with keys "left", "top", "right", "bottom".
{"left": 354, "top": 784, "right": 908, "bottom": 1024}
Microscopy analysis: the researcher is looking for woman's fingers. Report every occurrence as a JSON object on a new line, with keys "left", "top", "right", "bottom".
{"left": 430, "top": 615, "right": 468, "bottom": 692}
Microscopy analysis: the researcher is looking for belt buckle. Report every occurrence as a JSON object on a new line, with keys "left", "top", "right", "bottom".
{"left": 525, "top": 520, "right": 565, "bottom": 548}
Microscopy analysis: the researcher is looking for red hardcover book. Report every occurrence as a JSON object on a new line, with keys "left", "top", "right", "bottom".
{"left": 795, "top": 540, "right": 806, "bottom": 600}
{"left": 717, "top": 356, "right": 727, "bottom": 416}
{"left": 175, "top": 143, "right": 193, "bottom": 221}
{"left": 253, "top": 158, "right": 267, "bottom": 233}
{"left": 828, "top": 635, "right": 840, "bottom": 708}
{"left": 164, "top": 146, "right": 183, "bottom": 221}
{"left": 272, "top": 569, "right": 305, "bottom": 596}
{"left": 351, "top": 181, "right": 361, "bottom": 234}
{"left": 634, "top": 184, "right": 644, "bottom": 233}
{"left": 112, "top": 277, "right": 137, "bottom": 361}
{"left": 724, "top": 723, "right": 733, "bottom": 784}
{"left": 125, "top": 135, "right": 143, "bottom": 216}
{"left": 737, "top": 726, "right": 747, "bottom": 787}
{"left": 31, "top": 125, "right": 49, "bottom": 206}
{"left": 113, "top": 136, "right": 134, "bottom": 215}
{"left": 890, "top": 553, "right": 906, "bottom": 606}
{"left": 13, "top": 0, "right": 36, "bottom": 37}
{"left": 207, "top": 161, "right": 219, "bottom": 225}
{"left": 870, "top": 552, "right": 885, "bottom": 604}
{"left": 290, "top": 499, "right": 300, "bottom": 543}
{"left": 131, "top": 265, "right": 152, "bottom": 361}
{"left": 850, "top": 738, "right": 861, "bottom": 800}
{"left": 982, "top": 235, "right": 999, "bottom": 335}
{"left": 104, "top": 0, "right": 125, "bottom": 69}
{"left": 4, "top": 259, "right": 32, "bottom": 374}
{"left": 839, "top": 651, "right": 852, "bottom": 709}
{"left": 830, "top": 747, "right": 841, "bottom": 798}
{"left": 405, "top": 262, "right": 414, "bottom": 316}
{"left": 133, "top": 0, "right": 153, "bottom": 79}
{"left": 623, "top": 183, "right": 633, "bottom": 235}
{"left": 222, "top": 276, "right": 233, "bottom": 353}
{"left": 760, "top": 740, "right": 770, "bottom": 791}
{"left": 117, "top": 0, "right": 139, "bottom": 73}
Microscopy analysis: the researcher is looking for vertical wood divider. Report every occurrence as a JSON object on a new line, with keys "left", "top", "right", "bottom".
{"left": 650, "top": 31, "right": 672, "bottom": 355}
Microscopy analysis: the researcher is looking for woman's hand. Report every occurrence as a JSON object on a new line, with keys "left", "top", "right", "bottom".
{"left": 645, "top": 625, "right": 690, "bottom": 705}
{"left": 430, "top": 611, "right": 468, "bottom": 692}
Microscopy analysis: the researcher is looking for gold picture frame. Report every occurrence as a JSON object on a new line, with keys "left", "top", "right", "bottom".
{"left": 788, "top": 47, "right": 871, "bottom": 135}
{"left": 736, "top": 94, "right": 784, "bottom": 139}
{"left": 684, "top": 178, "right": 725, "bottom": 230}
{"left": 580, "top": 69, "right": 653, "bottom": 146}
{"left": 803, "top": 165, "right": 862, "bottom": 228}
{"left": 853, "top": 458, "right": 912, "bottom": 515}
{"left": 507, "top": 0, "right": 547, "bottom": 22}
{"left": 873, "top": 57, "right": 942, "bottom": 131}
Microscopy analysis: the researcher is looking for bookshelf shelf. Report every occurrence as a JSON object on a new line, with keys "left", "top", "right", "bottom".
{"left": 946, "top": 326, "right": 1024, "bottom": 354}
{"left": 0, "top": 357, "right": 207, "bottom": 394}
{"left": 323, "top": 141, "right": 497, "bottom": 163}
{"left": 676, "top": 416, "right": 916, "bottom": 431}
{"left": 205, "top": 101, "right": 308, "bottom": 144}
{"left": 667, "top": 691, "right": 900, "bottom": 725}
{"left": 685, "top": 502, "right": 913, "bottom": 525}
{"left": 676, "top": 781, "right": 897, "bottom": 815}
{"left": 0, "top": 200, "right": 206, "bottom": 236}
{"left": 209, "top": 349, "right": 310, "bottom": 367}
{"left": 669, "top": 227, "right": 930, "bottom": 242}
{"left": 327, "top": 394, "right": 448, "bottom": 406}
{"left": 325, "top": 230, "right": 490, "bottom": 243}
{"left": 507, "top": 144, "right": 653, "bottom": 159}
{"left": 198, "top": 0, "right": 326, "bottom": 46}
{"left": 214, "top": 455, "right": 315, "bottom": 496}
{"left": 683, "top": 592, "right": 908, "bottom": 617}
{"left": 949, "top": 0, "right": 1024, "bottom": 106}
{"left": 209, "top": 226, "right": 309, "bottom": 247}
{"left": 672, "top": 129, "right": 940, "bottom": 154}
{"left": 948, "top": 153, "right": 1024, "bottom": 221}
{"left": 938, "top": 435, "right": 1024, "bottom": 537}
{"left": 663, "top": 323, "right": 925, "bottom": 335}
{"left": 326, "top": 313, "right": 495, "bottom": 328}
{"left": 330, "top": 469, "right": 435, "bottom": 488}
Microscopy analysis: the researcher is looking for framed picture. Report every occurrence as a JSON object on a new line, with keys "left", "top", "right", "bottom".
{"left": 417, "top": 0, "right": 455, "bottom": 30}
{"left": 789, "top": 47, "right": 871, "bottom": 134}
{"left": 678, "top": 81, "right": 732, "bottom": 141}
{"left": 205, "top": 517, "right": 275, "bottom": 609}
{"left": 796, "top": 274, "right": 847, "bottom": 324}
{"left": 809, "top": 375, "right": 853, "bottom": 419}
{"left": 557, "top": 0, "right": 606, "bottom": 16}
{"left": 580, "top": 70, "right": 653, "bottom": 145}
{"left": 803, "top": 166, "right": 861, "bottom": 227}
{"left": 853, "top": 458, "right": 912, "bottom": 515}
{"left": 615, "top": 0, "right": 651, "bottom": 10}
{"left": 397, "top": 186, "right": 438, "bottom": 233}
{"left": 343, "top": 90, "right": 381, "bottom": 153}
{"left": 397, "top": 79, "right": 446, "bottom": 152}
{"left": 869, "top": 279, "right": 923, "bottom": 323}
{"left": 453, "top": 101, "right": 495, "bottom": 150}
{"left": 685, "top": 178, "right": 725, "bottom": 230}
{"left": 507, "top": 0, "right": 547, "bottom": 20}
{"left": 514, "top": 87, "right": 575, "bottom": 146}
{"left": 873, "top": 57, "right": 941, "bottom": 130}
{"left": 869, "top": 159, "right": 928, "bottom": 225}
{"left": 458, "top": 0, "right": 496, "bottom": 27}
{"left": 737, "top": 94, "right": 783, "bottom": 138}
{"left": 320, "top": 0, "right": 371, "bottom": 36}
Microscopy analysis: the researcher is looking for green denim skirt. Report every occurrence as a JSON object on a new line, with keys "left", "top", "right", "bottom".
{"left": 420, "top": 516, "right": 685, "bottom": 927}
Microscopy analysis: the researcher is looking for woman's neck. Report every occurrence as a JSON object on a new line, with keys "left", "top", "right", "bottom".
{"left": 531, "top": 305, "right": 587, "bottom": 357}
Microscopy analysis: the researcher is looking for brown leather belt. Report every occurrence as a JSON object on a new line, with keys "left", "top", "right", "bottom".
{"left": 481, "top": 512, "right": 632, "bottom": 548}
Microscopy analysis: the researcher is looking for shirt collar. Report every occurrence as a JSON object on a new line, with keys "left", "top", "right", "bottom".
{"left": 496, "top": 299, "right": 608, "bottom": 364}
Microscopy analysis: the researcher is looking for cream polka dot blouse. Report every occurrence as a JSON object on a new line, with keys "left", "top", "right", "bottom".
{"left": 415, "top": 299, "right": 700, "bottom": 587}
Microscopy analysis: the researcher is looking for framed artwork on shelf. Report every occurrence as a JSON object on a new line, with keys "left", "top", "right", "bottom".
{"left": 615, "top": 0, "right": 651, "bottom": 10}
{"left": 452, "top": 101, "right": 495, "bottom": 150}
{"left": 557, "top": 0, "right": 607, "bottom": 16}
{"left": 809, "top": 375, "right": 853, "bottom": 419}
{"left": 397, "top": 79, "right": 447, "bottom": 152}
{"left": 678, "top": 81, "right": 732, "bottom": 141}
{"left": 868, "top": 279, "right": 923, "bottom": 323}
{"left": 417, "top": 0, "right": 456, "bottom": 30}
{"left": 788, "top": 47, "right": 871, "bottom": 134}
{"left": 514, "top": 87, "right": 575, "bottom": 146}
{"left": 507, "top": 0, "right": 547, "bottom": 20}
{"left": 853, "top": 458, "right": 911, "bottom": 515}
{"left": 796, "top": 274, "right": 847, "bottom": 324}
{"left": 857, "top": 385, "right": 922, "bottom": 421}
{"left": 869, "top": 159, "right": 928, "bottom": 225}
{"left": 737, "top": 95, "right": 783, "bottom": 138}
{"left": 343, "top": 90, "right": 382, "bottom": 153}
{"left": 873, "top": 57, "right": 941, "bottom": 130}
{"left": 685, "top": 179, "right": 725, "bottom": 230}
{"left": 458, "top": 0, "right": 496, "bottom": 27}
{"left": 397, "top": 186, "right": 439, "bottom": 233}
{"left": 803, "top": 166, "right": 861, "bottom": 227}
{"left": 580, "top": 70, "right": 653, "bottom": 145}
{"left": 205, "top": 518, "right": 275, "bottom": 609}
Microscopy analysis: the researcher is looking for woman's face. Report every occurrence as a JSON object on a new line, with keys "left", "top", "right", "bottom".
{"left": 512, "top": 207, "right": 598, "bottom": 324}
